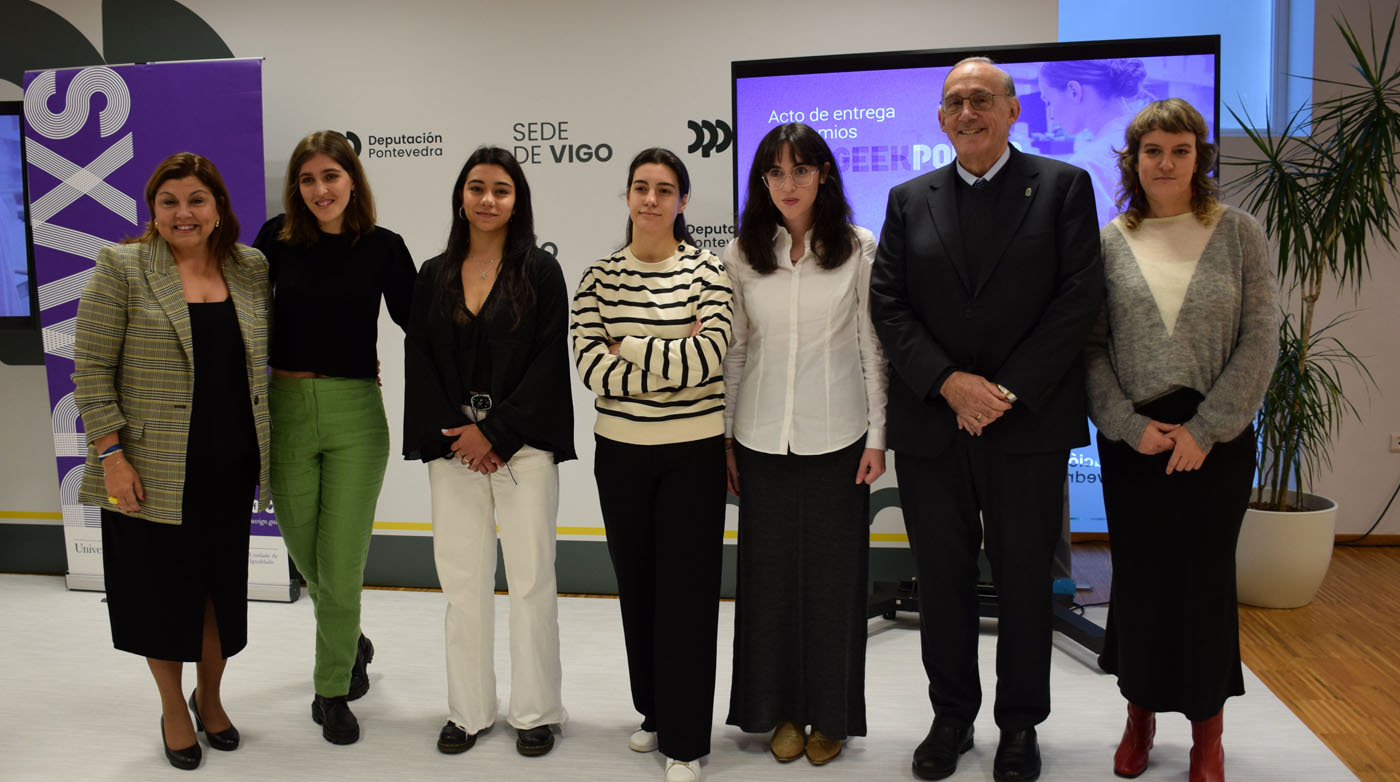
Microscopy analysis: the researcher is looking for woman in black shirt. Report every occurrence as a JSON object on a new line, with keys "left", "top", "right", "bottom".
{"left": 403, "top": 146, "right": 574, "bottom": 758}
{"left": 253, "top": 130, "right": 415, "bottom": 746}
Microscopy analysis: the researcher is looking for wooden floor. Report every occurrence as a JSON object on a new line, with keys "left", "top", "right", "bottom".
{"left": 1071, "top": 542, "right": 1400, "bottom": 782}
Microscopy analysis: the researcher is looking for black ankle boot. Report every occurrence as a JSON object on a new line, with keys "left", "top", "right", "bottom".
{"left": 348, "top": 634, "right": 374, "bottom": 701}
{"left": 311, "top": 694, "right": 360, "bottom": 745}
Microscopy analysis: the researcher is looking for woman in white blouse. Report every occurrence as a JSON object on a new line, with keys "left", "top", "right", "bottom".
{"left": 722, "top": 122, "right": 887, "bottom": 767}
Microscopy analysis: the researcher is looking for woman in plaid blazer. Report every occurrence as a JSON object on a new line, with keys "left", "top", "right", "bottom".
{"left": 73, "top": 152, "right": 270, "bottom": 771}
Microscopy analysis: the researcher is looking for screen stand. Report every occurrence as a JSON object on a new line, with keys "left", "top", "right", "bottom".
{"left": 867, "top": 568, "right": 1106, "bottom": 655}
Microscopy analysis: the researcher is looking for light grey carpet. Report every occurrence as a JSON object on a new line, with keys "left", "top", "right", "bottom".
{"left": 0, "top": 574, "right": 1354, "bottom": 781}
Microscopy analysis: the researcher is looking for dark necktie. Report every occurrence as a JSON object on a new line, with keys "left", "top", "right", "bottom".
{"left": 972, "top": 177, "right": 988, "bottom": 190}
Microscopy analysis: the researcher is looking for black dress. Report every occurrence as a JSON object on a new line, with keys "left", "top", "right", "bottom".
{"left": 101, "top": 299, "right": 259, "bottom": 661}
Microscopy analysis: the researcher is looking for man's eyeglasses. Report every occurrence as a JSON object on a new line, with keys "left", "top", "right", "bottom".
{"left": 762, "top": 165, "right": 820, "bottom": 189}
{"left": 941, "top": 92, "right": 1013, "bottom": 115}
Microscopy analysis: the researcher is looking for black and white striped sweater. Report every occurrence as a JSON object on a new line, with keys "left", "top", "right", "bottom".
{"left": 571, "top": 242, "right": 733, "bottom": 445}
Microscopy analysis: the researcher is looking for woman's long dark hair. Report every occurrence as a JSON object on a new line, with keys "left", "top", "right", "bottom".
{"left": 623, "top": 147, "right": 695, "bottom": 247}
{"left": 736, "top": 123, "right": 854, "bottom": 274}
{"left": 435, "top": 146, "right": 537, "bottom": 330}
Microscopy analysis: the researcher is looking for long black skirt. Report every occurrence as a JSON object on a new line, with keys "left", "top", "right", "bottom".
{"left": 726, "top": 436, "right": 870, "bottom": 738}
{"left": 1097, "top": 388, "right": 1252, "bottom": 720}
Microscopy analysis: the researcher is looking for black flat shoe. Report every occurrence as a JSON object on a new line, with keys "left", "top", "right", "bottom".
{"left": 516, "top": 725, "right": 555, "bottom": 757}
{"left": 348, "top": 633, "right": 375, "bottom": 701}
{"left": 188, "top": 689, "right": 240, "bottom": 751}
{"left": 437, "top": 721, "right": 477, "bottom": 754}
{"left": 913, "top": 718, "right": 974, "bottom": 780}
{"left": 161, "top": 716, "right": 202, "bottom": 770}
{"left": 994, "top": 727, "right": 1041, "bottom": 782}
{"left": 311, "top": 694, "right": 360, "bottom": 745}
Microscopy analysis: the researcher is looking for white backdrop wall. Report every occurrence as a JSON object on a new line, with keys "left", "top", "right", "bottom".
{"left": 2, "top": 0, "right": 1398, "bottom": 580}
{"left": 208, "top": 0, "right": 1059, "bottom": 550}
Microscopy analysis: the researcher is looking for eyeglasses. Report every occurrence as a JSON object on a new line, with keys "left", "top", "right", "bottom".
{"left": 941, "top": 92, "right": 1013, "bottom": 115}
{"left": 762, "top": 165, "right": 819, "bottom": 189}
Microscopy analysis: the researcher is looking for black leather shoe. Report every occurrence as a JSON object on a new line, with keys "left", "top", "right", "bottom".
{"left": 311, "top": 694, "right": 360, "bottom": 745}
{"left": 161, "top": 716, "right": 202, "bottom": 770}
{"left": 188, "top": 689, "right": 240, "bottom": 751}
{"left": 912, "top": 718, "right": 974, "bottom": 780}
{"left": 437, "top": 721, "right": 477, "bottom": 754}
{"left": 348, "top": 633, "right": 375, "bottom": 701}
{"left": 516, "top": 725, "right": 555, "bottom": 756}
{"left": 994, "top": 727, "right": 1041, "bottom": 782}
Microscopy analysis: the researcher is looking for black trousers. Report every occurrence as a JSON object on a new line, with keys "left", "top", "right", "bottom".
{"left": 594, "top": 434, "right": 726, "bottom": 761}
{"left": 896, "top": 438, "right": 1067, "bottom": 730}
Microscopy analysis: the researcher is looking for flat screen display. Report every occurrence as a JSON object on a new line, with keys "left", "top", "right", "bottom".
{"left": 0, "top": 102, "right": 36, "bottom": 324}
{"left": 732, "top": 37, "right": 1220, "bottom": 532}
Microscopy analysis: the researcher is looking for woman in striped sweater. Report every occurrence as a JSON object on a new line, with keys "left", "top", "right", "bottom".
{"left": 571, "top": 147, "right": 733, "bottom": 782}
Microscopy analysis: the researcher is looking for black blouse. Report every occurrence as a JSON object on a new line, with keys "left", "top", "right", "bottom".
{"left": 254, "top": 215, "right": 416, "bottom": 378}
{"left": 402, "top": 247, "right": 576, "bottom": 464}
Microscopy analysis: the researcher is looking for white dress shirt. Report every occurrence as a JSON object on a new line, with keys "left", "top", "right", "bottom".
{"left": 955, "top": 144, "right": 1012, "bottom": 185}
{"left": 722, "top": 225, "right": 887, "bottom": 455}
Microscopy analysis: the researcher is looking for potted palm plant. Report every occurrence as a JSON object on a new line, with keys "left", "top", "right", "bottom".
{"left": 1226, "top": 9, "right": 1399, "bottom": 608}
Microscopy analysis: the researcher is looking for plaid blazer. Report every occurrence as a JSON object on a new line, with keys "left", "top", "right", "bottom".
{"left": 73, "top": 239, "right": 272, "bottom": 524}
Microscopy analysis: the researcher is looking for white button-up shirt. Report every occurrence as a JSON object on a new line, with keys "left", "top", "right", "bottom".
{"left": 722, "top": 225, "right": 887, "bottom": 455}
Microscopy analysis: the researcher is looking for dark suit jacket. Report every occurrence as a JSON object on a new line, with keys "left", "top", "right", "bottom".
{"left": 869, "top": 147, "right": 1103, "bottom": 458}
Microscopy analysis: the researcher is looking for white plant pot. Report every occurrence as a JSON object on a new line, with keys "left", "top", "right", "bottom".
{"left": 1235, "top": 490, "right": 1337, "bottom": 609}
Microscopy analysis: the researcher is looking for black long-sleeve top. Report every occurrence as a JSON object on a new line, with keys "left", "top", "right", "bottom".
{"left": 253, "top": 215, "right": 416, "bottom": 378}
{"left": 403, "top": 248, "right": 576, "bottom": 464}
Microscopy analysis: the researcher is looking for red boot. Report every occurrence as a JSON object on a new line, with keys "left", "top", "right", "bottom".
{"left": 1189, "top": 709, "right": 1225, "bottom": 782}
{"left": 1113, "top": 702, "right": 1155, "bottom": 778}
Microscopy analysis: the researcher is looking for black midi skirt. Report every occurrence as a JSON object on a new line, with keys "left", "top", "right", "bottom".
{"left": 1097, "top": 388, "right": 1253, "bottom": 720}
{"left": 101, "top": 478, "right": 254, "bottom": 661}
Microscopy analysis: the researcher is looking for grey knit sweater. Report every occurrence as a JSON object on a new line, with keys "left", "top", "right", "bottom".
{"left": 1084, "top": 205, "right": 1278, "bottom": 453}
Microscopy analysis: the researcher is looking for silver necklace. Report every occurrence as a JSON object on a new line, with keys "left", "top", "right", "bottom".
{"left": 466, "top": 257, "right": 499, "bottom": 280}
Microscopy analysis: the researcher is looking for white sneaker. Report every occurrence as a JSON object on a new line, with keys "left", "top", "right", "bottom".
{"left": 664, "top": 757, "right": 702, "bottom": 782}
{"left": 628, "top": 728, "right": 658, "bottom": 752}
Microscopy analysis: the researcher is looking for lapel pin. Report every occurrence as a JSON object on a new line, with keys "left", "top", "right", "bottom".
{"left": 1024, "top": 187, "right": 1032, "bottom": 197}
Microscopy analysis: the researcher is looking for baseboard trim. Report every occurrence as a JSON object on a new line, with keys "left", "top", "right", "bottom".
{"left": 1334, "top": 534, "right": 1400, "bottom": 546}
{"left": 1072, "top": 532, "right": 1400, "bottom": 545}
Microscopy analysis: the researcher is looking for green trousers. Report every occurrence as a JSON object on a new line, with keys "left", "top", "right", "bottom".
{"left": 269, "top": 376, "right": 388, "bottom": 697}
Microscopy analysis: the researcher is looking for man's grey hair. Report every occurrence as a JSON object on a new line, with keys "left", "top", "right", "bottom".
{"left": 945, "top": 56, "right": 1017, "bottom": 96}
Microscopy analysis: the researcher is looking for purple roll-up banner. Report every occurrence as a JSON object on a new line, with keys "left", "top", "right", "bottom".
{"left": 23, "top": 59, "right": 295, "bottom": 601}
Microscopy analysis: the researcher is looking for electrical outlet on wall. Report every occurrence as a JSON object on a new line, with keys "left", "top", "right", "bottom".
{"left": 1391, "top": 432, "right": 1400, "bottom": 453}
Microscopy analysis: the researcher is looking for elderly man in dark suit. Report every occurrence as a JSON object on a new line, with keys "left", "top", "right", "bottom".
{"left": 870, "top": 57, "right": 1103, "bottom": 782}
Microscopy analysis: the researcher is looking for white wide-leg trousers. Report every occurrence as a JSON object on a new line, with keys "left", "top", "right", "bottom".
{"left": 428, "top": 445, "right": 567, "bottom": 733}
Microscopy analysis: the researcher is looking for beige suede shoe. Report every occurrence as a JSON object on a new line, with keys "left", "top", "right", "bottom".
{"left": 806, "top": 729, "right": 843, "bottom": 765}
{"left": 770, "top": 721, "right": 806, "bottom": 762}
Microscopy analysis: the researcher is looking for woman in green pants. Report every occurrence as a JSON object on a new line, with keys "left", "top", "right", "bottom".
{"left": 254, "top": 130, "right": 416, "bottom": 745}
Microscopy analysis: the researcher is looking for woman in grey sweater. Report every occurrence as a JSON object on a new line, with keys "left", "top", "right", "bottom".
{"left": 1084, "top": 98, "right": 1277, "bottom": 782}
